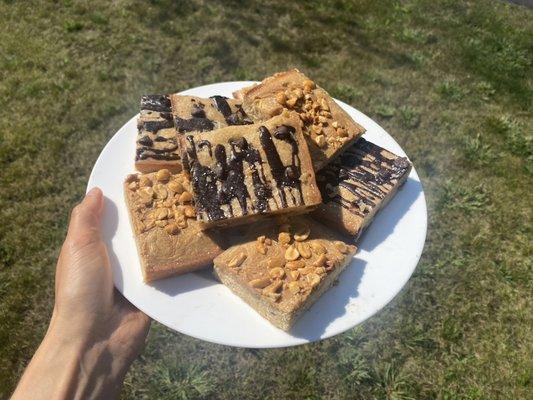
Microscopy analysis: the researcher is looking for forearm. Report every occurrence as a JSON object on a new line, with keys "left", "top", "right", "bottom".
{"left": 12, "top": 189, "right": 150, "bottom": 399}
{"left": 11, "top": 317, "right": 128, "bottom": 400}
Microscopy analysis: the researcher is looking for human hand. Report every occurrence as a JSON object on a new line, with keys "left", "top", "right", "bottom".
{"left": 12, "top": 188, "right": 151, "bottom": 400}
{"left": 54, "top": 187, "right": 151, "bottom": 358}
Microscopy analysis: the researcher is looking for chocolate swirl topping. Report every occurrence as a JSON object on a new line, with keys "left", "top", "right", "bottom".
{"left": 135, "top": 146, "right": 180, "bottom": 161}
{"left": 258, "top": 125, "right": 303, "bottom": 207}
{"left": 174, "top": 116, "right": 215, "bottom": 133}
{"left": 159, "top": 112, "right": 173, "bottom": 120}
{"left": 318, "top": 138, "right": 410, "bottom": 216}
{"left": 211, "top": 95, "right": 233, "bottom": 119}
{"left": 210, "top": 96, "right": 253, "bottom": 126}
{"left": 136, "top": 117, "right": 180, "bottom": 162}
{"left": 186, "top": 124, "right": 303, "bottom": 221}
{"left": 187, "top": 136, "right": 225, "bottom": 220}
{"left": 138, "top": 136, "right": 153, "bottom": 147}
{"left": 140, "top": 94, "right": 171, "bottom": 113}
{"left": 197, "top": 140, "right": 213, "bottom": 157}
{"left": 139, "top": 119, "right": 174, "bottom": 133}
{"left": 191, "top": 103, "right": 206, "bottom": 118}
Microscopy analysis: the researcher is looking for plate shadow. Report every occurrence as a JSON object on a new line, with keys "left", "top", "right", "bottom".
{"left": 359, "top": 176, "right": 421, "bottom": 252}
{"left": 102, "top": 196, "right": 124, "bottom": 289}
{"left": 150, "top": 269, "right": 219, "bottom": 297}
{"left": 289, "top": 257, "right": 367, "bottom": 339}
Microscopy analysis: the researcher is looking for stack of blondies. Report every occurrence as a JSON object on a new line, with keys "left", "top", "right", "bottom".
{"left": 125, "top": 69, "right": 411, "bottom": 330}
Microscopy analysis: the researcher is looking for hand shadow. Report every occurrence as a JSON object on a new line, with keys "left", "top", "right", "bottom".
{"left": 101, "top": 195, "right": 123, "bottom": 288}
{"left": 150, "top": 270, "right": 219, "bottom": 297}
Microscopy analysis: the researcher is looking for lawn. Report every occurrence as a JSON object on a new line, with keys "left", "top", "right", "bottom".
{"left": 0, "top": 0, "right": 531, "bottom": 398}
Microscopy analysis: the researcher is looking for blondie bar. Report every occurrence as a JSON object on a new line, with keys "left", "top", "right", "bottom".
{"left": 170, "top": 94, "right": 252, "bottom": 135}
{"left": 124, "top": 169, "right": 224, "bottom": 282}
{"left": 135, "top": 94, "right": 182, "bottom": 173}
{"left": 213, "top": 216, "right": 357, "bottom": 331}
{"left": 312, "top": 138, "right": 412, "bottom": 238}
{"left": 182, "top": 112, "right": 322, "bottom": 228}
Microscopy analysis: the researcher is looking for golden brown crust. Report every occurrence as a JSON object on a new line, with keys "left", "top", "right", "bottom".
{"left": 237, "top": 69, "right": 366, "bottom": 170}
{"left": 213, "top": 216, "right": 357, "bottom": 330}
{"left": 135, "top": 159, "right": 183, "bottom": 174}
{"left": 124, "top": 170, "right": 225, "bottom": 282}
{"left": 182, "top": 112, "right": 322, "bottom": 229}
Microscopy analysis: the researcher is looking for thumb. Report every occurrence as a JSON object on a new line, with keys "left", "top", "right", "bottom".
{"left": 66, "top": 187, "right": 104, "bottom": 247}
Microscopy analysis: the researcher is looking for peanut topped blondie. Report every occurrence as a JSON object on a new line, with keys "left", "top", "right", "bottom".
{"left": 182, "top": 112, "right": 322, "bottom": 228}
{"left": 124, "top": 169, "right": 224, "bottom": 282}
{"left": 213, "top": 216, "right": 357, "bottom": 331}
{"left": 312, "top": 138, "right": 411, "bottom": 238}
{"left": 234, "top": 69, "right": 365, "bottom": 170}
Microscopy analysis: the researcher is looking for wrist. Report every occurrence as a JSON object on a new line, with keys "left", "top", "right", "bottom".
{"left": 45, "top": 312, "right": 90, "bottom": 350}
{"left": 21, "top": 315, "right": 127, "bottom": 400}
{"left": 46, "top": 311, "right": 131, "bottom": 374}
{"left": 11, "top": 322, "right": 86, "bottom": 400}
{"left": 39, "top": 321, "right": 126, "bottom": 400}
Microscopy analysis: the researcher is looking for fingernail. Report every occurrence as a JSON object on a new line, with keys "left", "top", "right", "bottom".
{"left": 87, "top": 187, "right": 102, "bottom": 197}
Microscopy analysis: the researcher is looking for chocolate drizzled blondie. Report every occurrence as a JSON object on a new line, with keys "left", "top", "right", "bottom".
{"left": 182, "top": 112, "right": 322, "bottom": 228}
{"left": 136, "top": 94, "right": 182, "bottom": 172}
{"left": 312, "top": 138, "right": 411, "bottom": 238}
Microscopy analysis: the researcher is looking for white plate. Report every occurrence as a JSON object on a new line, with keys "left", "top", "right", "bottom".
{"left": 87, "top": 81, "right": 427, "bottom": 348}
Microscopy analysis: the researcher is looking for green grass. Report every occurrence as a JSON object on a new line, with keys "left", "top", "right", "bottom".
{"left": 1, "top": 0, "right": 532, "bottom": 398}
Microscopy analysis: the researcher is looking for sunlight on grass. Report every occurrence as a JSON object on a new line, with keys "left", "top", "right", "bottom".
{"left": 0, "top": 0, "right": 531, "bottom": 399}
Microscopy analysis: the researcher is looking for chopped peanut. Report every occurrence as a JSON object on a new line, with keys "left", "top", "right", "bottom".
{"left": 296, "top": 242, "right": 312, "bottom": 259}
{"left": 285, "top": 244, "right": 300, "bottom": 261}
{"left": 249, "top": 277, "right": 271, "bottom": 289}
{"left": 156, "top": 169, "right": 171, "bottom": 182}
{"left": 228, "top": 252, "right": 247, "bottom": 268}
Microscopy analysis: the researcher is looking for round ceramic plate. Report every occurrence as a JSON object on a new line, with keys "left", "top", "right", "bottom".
{"left": 87, "top": 81, "right": 427, "bottom": 348}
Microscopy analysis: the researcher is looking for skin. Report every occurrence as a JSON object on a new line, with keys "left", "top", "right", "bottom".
{"left": 11, "top": 188, "right": 151, "bottom": 400}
